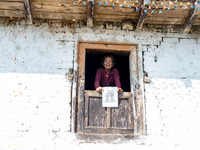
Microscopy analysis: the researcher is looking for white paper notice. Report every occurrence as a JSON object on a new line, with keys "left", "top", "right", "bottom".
{"left": 102, "top": 87, "right": 118, "bottom": 107}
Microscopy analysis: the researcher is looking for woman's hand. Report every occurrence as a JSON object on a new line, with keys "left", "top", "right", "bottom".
{"left": 96, "top": 87, "right": 103, "bottom": 93}
{"left": 118, "top": 88, "right": 123, "bottom": 94}
{"left": 96, "top": 87, "right": 123, "bottom": 94}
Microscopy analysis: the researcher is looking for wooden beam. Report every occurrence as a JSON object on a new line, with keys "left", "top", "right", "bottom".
{"left": 184, "top": 2, "right": 200, "bottom": 33}
{"left": 32, "top": 11, "right": 87, "bottom": 20}
{"left": 23, "top": 0, "right": 33, "bottom": 25}
{"left": 0, "top": 2, "right": 24, "bottom": 10}
{"left": 136, "top": 0, "right": 149, "bottom": 30}
{"left": 0, "top": 10, "right": 25, "bottom": 18}
{"left": 87, "top": 0, "right": 94, "bottom": 28}
{"left": 31, "top": 3, "right": 87, "bottom": 13}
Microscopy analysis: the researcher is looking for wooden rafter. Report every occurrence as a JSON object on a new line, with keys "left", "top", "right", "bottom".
{"left": 184, "top": 2, "right": 200, "bottom": 33}
{"left": 136, "top": 0, "right": 149, "bottom": 30}
{"left": 87, "top": 0, "right": 94, "bottom": 28}
{"left": 23, "top": 0, "right": 33, "bottom": 25}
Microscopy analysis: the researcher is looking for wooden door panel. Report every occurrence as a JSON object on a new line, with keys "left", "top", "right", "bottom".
{"left": 112, "top": 98, "right": 133, "bottom": 129}
{"left": 88, "top": 97, "right": 107, "bottom": 127}
{"left": 84, "top": 90, "right": 134, "bottom": 134}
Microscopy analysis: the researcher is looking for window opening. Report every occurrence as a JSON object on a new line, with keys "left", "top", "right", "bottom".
{"left": 85, "top": 50, "right": 130, "bottom": 92}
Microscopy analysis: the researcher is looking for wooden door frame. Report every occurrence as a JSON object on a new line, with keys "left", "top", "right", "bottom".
{"left": 72, "top": 41, "right": 144, "bottom": 136}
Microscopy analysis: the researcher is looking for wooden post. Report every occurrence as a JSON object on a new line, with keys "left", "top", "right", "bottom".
{"left": 23, "top": 0, "right": 33, "bottom": 25}
{"left": 106, "top": 108, "right": 111, "bottom": 128}
{"left": 184, "top": 2, "right": 200, "bottom": 33}
{"left": 87, "top": 0, "right": 94, "bottom": 28}
{"left": 136, "top": 0, "right": 149, "bottom": 30}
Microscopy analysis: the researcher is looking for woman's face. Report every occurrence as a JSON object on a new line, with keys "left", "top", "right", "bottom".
{"left": 103, "top": 57, "right": 114, "bottom": 71}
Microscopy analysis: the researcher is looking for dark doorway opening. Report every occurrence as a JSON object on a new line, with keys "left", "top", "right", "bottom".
{"left": 85, "top": 50, "right": 130, "bottom": 92}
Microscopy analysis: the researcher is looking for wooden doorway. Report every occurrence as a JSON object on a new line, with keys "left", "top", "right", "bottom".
{"left": 75, "top": 42, "right": 140, "bottom": 136}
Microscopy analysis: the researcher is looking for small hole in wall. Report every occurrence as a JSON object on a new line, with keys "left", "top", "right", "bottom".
{"left": 154, "top": 56, "right": 157, "bottom": 62}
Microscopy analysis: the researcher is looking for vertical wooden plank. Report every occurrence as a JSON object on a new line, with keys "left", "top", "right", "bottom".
{"left": 84, "top": 92, "right": 89, "bottom": 127}
{"left": 128, "top": 94, "right": 134, "bottom": 129}
{"left": 77, "top": 84, "right": 85, "bottom": 133}
{"left": 71, "top": 41, "right": 79, "bottom": 133}
{"left": 87, "top": 0, "right": 94, "bottom": 28}
{"left": 129, "top": 46, "right": 138, "bottom": 134}
{"left": 72, "top": 71, "right": 78, "bottom": 132}
{"left": 77, "top": 43, "right": 86, "bottom": 133}
{"left": 23, "top": 0, "right": 33, "bottom": 25}
{"left": 106, "top": 108, "right": 111, "bottom": 128}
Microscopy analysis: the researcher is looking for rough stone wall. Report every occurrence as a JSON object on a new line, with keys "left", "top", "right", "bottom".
{"left": 0, "top": 22, "right": 200, "bottom": 150}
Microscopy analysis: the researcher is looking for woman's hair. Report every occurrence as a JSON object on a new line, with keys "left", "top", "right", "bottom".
{"left": 101, "top": 55, "right": 116, "bottom": 66}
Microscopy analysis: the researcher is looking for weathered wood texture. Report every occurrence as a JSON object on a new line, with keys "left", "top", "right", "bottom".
{"left": 32, "top": 12, "right": 87, "bottom": 20}
{"left": 84, "top": 90, "right": 134, "bottom": 134}
{"left": 86, "top": 96, "right": 107, "bottom": 127}
{"left": 93, "top": 6, "right": 139, "bottom": 23}
{"left": 94, "top": 6, "right": 140, "bottom": 15}
{"left": 30, "top": 2, "right": 87, "bottom": 20}
{"left": 0, "top": 1, "right": 25, "bottom": 17}
{"left": 184, "top": 3, "right": 200, "bottom": 32}
{"left": 194, "top": 18, "right": 200, "bottom": 25}
{"left": 136, "top": 7, "right": 147, "bottom": 30}
{"left": 0, "top": 0, "right": 23, "bottom": 1}
{"left": 87, "top": 1, "right": 94, "bottom": 28}
{"left": 147, "top": 10, "right": 190, "bottom": 18}
{"left": 0, "top": 2, "right": 24, "bottom": 10}
{"left": 0, "top": 10, "right": 25, "bottom": 17}
{"left": 145, "top": 16, "right": 186, "bottom": 25}
{"left": 112, "top": 98, "right": 134, "bottom": 128}
{"left": 0, "top": 0, "right": 196, "bottom": 26}
{"left": 94, "top": 18, "right": 138, "bottom": 23}
{"left": 23, "top": 0, "right": 33, "bottom": 24}
{"left": 31, "top": 3, "right": 87, "bottom": 13}
{"left": 77, "top": 43, "right": 86, "bottom": 133}
{"left": 84, "top": 127, "right": 134, "bottom": 134}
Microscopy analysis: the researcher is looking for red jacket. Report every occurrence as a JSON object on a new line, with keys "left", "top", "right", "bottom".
{"left": 94, "top": 68, "right": 121, "bottom": 89}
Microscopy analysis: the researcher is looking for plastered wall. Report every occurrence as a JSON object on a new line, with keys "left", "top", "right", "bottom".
{"left": 143, "top": 37, "right": 200, "bottom": 149}
{"left": 0, "top": 23, "right": 200, "bottom": 150}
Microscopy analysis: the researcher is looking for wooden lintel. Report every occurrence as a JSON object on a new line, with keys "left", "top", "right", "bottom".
{"left": 184, "top": 3, "right": 200, "bottom": 33}
{"left": 136, "top": 0, "right": 149, "bottom": 30}
{"left": 23, "top": 0, "right": 33, "bottom": 25}
{"left": 87, "top": 0, "right": 94, "bottom": 28}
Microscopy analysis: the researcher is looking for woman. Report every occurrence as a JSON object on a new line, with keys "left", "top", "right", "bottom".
{"left": 94, "top": 55, "right": 123, "bottom": 94}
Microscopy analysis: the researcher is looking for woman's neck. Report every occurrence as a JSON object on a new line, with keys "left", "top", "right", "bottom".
{"left": 105, "top": 68, "right": 111, "bottom": 73}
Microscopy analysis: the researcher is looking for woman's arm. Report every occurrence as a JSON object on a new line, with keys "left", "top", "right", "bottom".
{"left": 94, "top": 68, "right": 102, "bottom": 90}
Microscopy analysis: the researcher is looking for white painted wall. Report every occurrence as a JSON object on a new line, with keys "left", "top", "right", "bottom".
{"left": 143, "top": 37, "right": 200, "bottom": 149}
{"left": 0, "top": 23, "right": 200, "bottom": 150}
